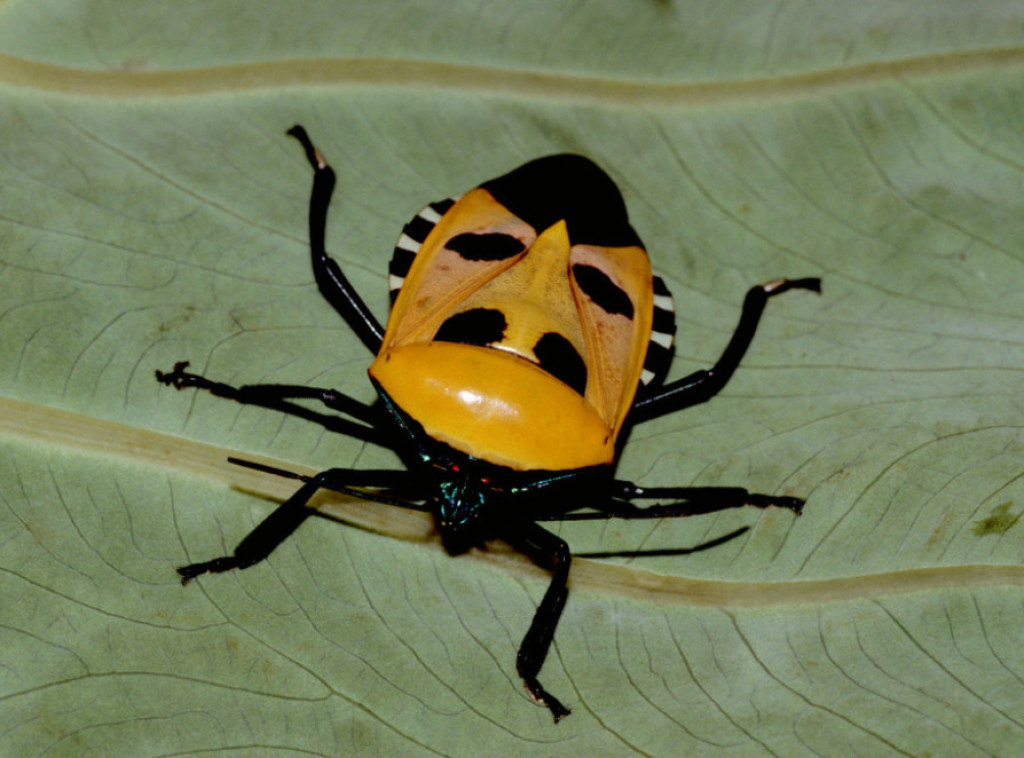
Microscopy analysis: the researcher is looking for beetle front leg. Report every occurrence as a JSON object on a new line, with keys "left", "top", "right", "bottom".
{"left": 540, "top": 484, "right": 803, "bottom": 522}
{"left": 506, "top": 521, "right": 573, "bottom": 722}
{"left": 177, "top": 464, "right": 426, "bottom": 584}
{"left": 178, "top": 481, "right": 321, "bottom": 583}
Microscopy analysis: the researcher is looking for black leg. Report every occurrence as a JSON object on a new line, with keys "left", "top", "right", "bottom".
{"left": 618, "top": 482, "right": 802, "bottom": 515}
{"left": 178, "top": 481, "right": 321, "bottom": 583}
{"left": 505, "top": 521, "right": 573, "bottom": 723}
{"left": 288, "top": 125, "right": 385, "bottom": 354}
{"left": 539, "top": 483, "right": 802, "bottom": 522}
{"left": 532, "top": 483, "right": 802, "bottom": 559}
{"left": 155, "top": 361, "right": 391, "bottom": 447}
{"left": 177, "top": 463, "right": 429, "bottom": 584}
{"left": 631, "top": 277, "right": 820, "bottom": 422}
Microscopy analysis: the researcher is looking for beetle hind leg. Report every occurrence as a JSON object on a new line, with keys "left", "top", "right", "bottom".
{"left": 288, "top": 125, "right": 386, "bottom": 355}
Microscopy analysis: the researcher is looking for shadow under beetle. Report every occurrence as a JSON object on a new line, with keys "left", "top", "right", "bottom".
{"left": 157, "top": 125, "right": 820, "bottom": 722}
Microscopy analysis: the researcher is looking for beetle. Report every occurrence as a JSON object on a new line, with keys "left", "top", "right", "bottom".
{"left": 157, "top": 125, "right": 820, "bottom": 722}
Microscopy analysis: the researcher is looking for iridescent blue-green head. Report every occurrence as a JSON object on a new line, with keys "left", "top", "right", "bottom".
{"left": 434, "top": 471, "right": 490, "bottom": 554}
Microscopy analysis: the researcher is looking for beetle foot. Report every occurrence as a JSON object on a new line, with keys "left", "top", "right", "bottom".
{"left": 522, "top": 678, "right": 572, "bottom": 723}
{"left": 156, "top": 361, "right": 209, "bottom": 390}
{"left": 177, "top": 556, "right": 241, "bottom": 585}
{"left": 748, "top": 494, "right": 804, "bottom": 515}
{"left": 762, "top": 277, "right": 821, "bottom": 297}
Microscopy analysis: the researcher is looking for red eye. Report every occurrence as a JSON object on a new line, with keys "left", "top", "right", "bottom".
{"left": 451, "top": 464, "right": 460, "bottom": 473}
{"left": 480, "top": 477, "right": 490, "bottom": 485}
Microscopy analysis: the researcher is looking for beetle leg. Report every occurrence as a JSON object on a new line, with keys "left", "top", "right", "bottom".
{"left": 155, "top": 360, "right": 390, "bottom": 446}
{"left": 631, "top": 277, "right": 820, "bottom": 422}
{"left": 288, "top": 125, "right": 386, "bottom": 354}
{"left": 612, "top": 483, "right": 803, "bottom": 515}
{"left": 177, "top": 460, "right": 429, "bottom": 584}
{"left": 505, "top": 521, "right": 573, "bottom": 722}
{"left": 177, "top": 481, "right": 321, "bottom": 583}
{"left": 536, "top": 485, "right": 801, "bottom": 522}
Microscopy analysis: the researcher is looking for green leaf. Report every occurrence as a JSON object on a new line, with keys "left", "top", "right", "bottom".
{"left": 2, "top": 1, "right": 1023, "bottom": 754}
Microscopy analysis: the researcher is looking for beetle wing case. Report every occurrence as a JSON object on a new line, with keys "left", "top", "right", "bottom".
{"left": 374, "top": 159, "right": 656, "bottom": 472}
{"left": 370, "top": 341, "right": 615, "bottom": 470}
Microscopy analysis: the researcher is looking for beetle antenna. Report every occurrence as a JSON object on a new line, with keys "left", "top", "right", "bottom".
{"left": 226, "top": 457, "right": 431, "bottom": 512}
{"left": 228, "top": 456, "right": 309, "bottom": 482}
{"left": 575, "top": 525, "right": 750, "bottom": 559}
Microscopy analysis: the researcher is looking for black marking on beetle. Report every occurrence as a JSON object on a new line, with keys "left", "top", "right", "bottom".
{"left": 446, "top": 233, "right": 526, "bottom": 261}
{"left": 434, "top": 308, "right": 507, "bottom": 347}
{"left": 571, "top": 264, "right": 634, "bottom": 319}
{"left": 389, "top": 248, "right": 416, "bottom": 280}
{"left": 651, "top": 304, "right": 675, "bottom": 334}
{"left": 404, "top": 214, "right": 436, "bottom": 244}
{"left": 641, "top": 341, "right": 672, "bottom": 383}
{"left": 389, "top": 198, "right": 458, "bottom": 303}
{"left": 533, "top": 332, "right": 587, "bottom": 396}
{"left": 480, "top": 155, "right": 642, "bottom": 248}
{"left": 638, "top": 274, "right": 676, "bottom": 390}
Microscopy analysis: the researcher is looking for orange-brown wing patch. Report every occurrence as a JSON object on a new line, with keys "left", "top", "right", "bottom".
{"left": 448, "top": 221, "right": 584, "bottom": 370}
{"left": 382, "top": 188, "right": 535, "bottom": 350}
{"left": 570, "top": 244, "right": 653, "bottom": 430}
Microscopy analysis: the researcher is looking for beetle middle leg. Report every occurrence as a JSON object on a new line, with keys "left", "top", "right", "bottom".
{"left": 631, "top": 277, "right": 820, "bottom": 423}
{"left": 155, "top": 360, "right": 389, "bottom": 445}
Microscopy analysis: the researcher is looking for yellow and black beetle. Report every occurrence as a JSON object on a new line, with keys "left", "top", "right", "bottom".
{"left": 157, "top": 126, "right": 819, "bottom": 722}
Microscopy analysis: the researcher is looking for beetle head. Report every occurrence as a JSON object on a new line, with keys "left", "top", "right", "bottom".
{"left": 434, "top": 472, "right": 489, "bottom": 554}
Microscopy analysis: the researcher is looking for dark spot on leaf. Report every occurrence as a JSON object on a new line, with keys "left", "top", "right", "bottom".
{"left": 972, "top": 501, "right": 1021, "bottom": 537}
